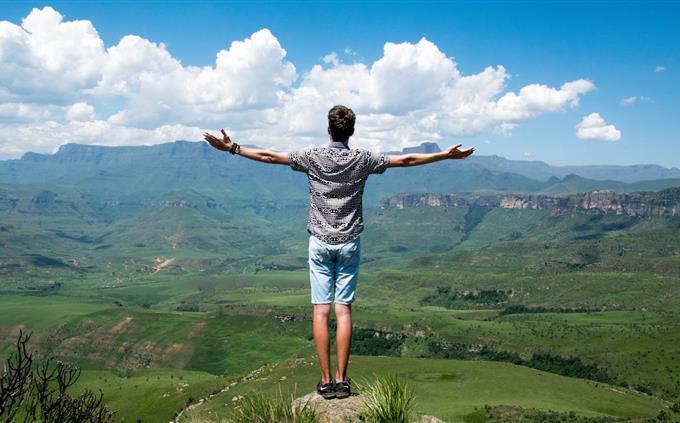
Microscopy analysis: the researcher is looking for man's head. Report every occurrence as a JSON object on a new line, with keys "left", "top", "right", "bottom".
{"left": 327, "top": 105, "right": 355, "bottom": 142}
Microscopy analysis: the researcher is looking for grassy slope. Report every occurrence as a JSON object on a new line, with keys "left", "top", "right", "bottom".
{"left": 73, "top": 369, "right": 224, "bottom": 423}
{"left": 183, "top": 354, "right": 668, "bottom": 423}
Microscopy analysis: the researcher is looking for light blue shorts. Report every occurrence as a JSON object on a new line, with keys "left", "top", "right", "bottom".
{"left": 308, "top": 234, "right": 360, "bottom": 305}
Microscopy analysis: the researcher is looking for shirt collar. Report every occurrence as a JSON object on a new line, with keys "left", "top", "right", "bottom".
{"left": 328, "top": 141, "right": 350, "bottom": 150}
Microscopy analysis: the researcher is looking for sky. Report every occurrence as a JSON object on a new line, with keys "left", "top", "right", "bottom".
{"left": 0, "top": 1, "right": 678, "bottom": 167}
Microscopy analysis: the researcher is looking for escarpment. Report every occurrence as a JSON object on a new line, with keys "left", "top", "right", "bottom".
{"left": 379, "top": 187, "right": 680, "bottom": 217}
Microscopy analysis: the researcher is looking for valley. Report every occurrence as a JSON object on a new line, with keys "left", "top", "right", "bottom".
{"left": 2, "top": 141, "right": 680, "bottom": 422}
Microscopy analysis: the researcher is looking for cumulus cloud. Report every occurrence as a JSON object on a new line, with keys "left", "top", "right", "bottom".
{"left": 575, "top": 113, "right": 621, "bottom": 141}
{"left": 0, "top": 7, "right": 105, "bottom": 102}
{"left": 0, "top": 6, "right": 597, "bottom": 158}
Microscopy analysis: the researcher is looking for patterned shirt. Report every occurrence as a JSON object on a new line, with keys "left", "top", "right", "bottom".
{"left": 288, "top": 142, "right": 390, "bottom": 244}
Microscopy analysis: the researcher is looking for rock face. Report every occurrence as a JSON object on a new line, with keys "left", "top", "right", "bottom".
{"left": 379, "top": 187, "right": 680, "bottom": 217}
{"left": 292, "top": 392, "right": 365, "bottom": 423}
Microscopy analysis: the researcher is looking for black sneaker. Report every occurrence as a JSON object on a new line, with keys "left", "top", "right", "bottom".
{"left": 316, "top": 380, "right": 335, "bottom": 400}
{"left": 334, "top": 378, "right": 351, "bottom": 399}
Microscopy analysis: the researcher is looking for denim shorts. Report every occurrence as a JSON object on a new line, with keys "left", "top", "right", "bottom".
{"left": 308, "top": 234, "right": 360, "bottom": 305}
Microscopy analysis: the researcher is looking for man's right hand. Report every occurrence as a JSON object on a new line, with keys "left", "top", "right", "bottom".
{"left": 203, "top": 129, "right": 233, "bottom": 152}
{"left": 444, "top": 143, "right": 475, "bottom": 159}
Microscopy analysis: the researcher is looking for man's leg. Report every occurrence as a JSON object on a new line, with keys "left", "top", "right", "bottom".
{"left": 309, "top": 235, "right": 335, "bottom": 385}
{"left": 313, "top": 304, "right": 332, "bottom": 383}
{"left": 334, "top": 303, "right": 352, "bottom": 382}
{"left": 333, "top": 236, "right": 360, "bottom": 383}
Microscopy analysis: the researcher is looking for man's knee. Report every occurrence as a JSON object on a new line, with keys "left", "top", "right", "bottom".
{"left": 334, "top": 303, "right": 352, "bottom": 319}
{"left": 314, "top": 303, "right": 332, "bottom": 320}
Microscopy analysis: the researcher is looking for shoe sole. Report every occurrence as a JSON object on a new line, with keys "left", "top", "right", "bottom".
{"left": 335, "top": 390, "right": 350, "bottom": 399}
{"left": 319, "top": 392, "right": 336, "bottom": 400}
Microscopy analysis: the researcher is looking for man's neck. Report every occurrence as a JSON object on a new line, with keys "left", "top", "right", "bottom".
{"left": 329, "top": 140, "right": 349, "bottom": 149}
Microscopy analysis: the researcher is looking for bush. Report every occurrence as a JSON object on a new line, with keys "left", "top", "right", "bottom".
{"left": 0, "top": 330, "right": 116, "bottom": 422}
{"left": 359, "top": 375, "right": 415, "bottom": 423}
{"left": 351, "top": 328, "right": 405, "bottom": 356}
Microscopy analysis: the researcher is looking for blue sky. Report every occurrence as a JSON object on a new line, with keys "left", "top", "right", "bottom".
{"left": 1, "top": 1, "right": 678, "bottom": 167}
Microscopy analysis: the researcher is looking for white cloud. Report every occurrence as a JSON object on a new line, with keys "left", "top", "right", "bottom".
{"left": 0, "top": 6, "right": 597, "bottom": 158}
{"left": 620, "top": 96, "right": 649, "bottom": 106}
{"left": 66, "top": 102, "right": 96, "bottom": 121}
{"left": 0, "top": 102, "right": 58, "bottom": 123}
{"left": 655, "top": 65, "right": 666, "bottom": 73}
{"left": 575, "top": 113, "right": 621, "bottom": 141}
{"left": 0, "top": 7, "right": 105, "bottom": 102}
{"left": 344, "top": 47, "right": 358, "bottom": 57}
{"left": 322, "top": 52, "right": 340, "bottom": 66}
{"left": 492, "top": 79, "right": 595, "bottom": 120}
{"left": 494, "top": 122, "right": 518, "bottom": 137}
{"left": 369, "top": 38, "right": 460, "bottom": 113}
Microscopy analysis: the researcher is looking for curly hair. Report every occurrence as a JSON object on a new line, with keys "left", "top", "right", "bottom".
{"left": 328, "top": 105, "right": 355, "bottom": 142}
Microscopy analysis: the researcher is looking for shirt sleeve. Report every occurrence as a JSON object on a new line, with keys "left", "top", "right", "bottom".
{"left": 288, "top": 149, "right": 311, "bottom": 173}
{"left": 365, "top": 150, "right": 390, "bottom": 175}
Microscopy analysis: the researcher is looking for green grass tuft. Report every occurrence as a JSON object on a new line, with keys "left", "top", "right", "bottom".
{"left": 359, "top": 375, "right": 416, "bottom": 423}
{"left": 230, "top": 389, "right": 319, "bottom": 423}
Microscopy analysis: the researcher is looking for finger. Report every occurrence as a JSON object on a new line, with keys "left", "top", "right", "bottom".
{"left": 220, "top": 129, "right": 229, "bottom": 140}
{"left": 450, "top": 143, "right": 463, "bottom": 150}
{"left": 462, "top": 149, "right": 475, "bottom": 157}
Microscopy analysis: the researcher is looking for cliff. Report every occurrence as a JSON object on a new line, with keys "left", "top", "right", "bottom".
{"left": 379, "top": 187, "right": 680, "bottom": 217}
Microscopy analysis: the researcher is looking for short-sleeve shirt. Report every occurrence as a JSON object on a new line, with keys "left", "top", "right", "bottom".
{"left": 289, "top": 142, "right": 390, "bottom": 244}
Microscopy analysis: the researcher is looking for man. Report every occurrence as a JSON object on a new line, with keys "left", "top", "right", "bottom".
{"left": 203, "top": 105, "right": 474, "bottom": 400}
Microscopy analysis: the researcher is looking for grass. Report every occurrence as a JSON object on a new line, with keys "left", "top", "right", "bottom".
{"left": 230, "top": 390, "right": 319, "bottom": 423}
{"left": 72, "top": 369, "right": 224, "bottom": 423}
{"left": 358, "top": 375, "right": 416, "bottom": 423}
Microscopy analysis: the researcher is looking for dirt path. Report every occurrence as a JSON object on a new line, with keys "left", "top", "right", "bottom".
{"left": 171, "top": 363, "right": 272, "bottom": 422}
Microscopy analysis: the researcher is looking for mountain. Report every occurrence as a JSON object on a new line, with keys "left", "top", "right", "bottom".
{"left": 463, "top": 155, "right": 680, "bottom": 183}
{"left": 382, "top": 142, "right": 680, "bottom": 182}
{"left": 2, "top": 142, "right": 680, "bottom": 207}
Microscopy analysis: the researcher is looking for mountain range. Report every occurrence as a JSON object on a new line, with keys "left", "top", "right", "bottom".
{"left": 2, "top": 141, "right": 680, "bottom": 208}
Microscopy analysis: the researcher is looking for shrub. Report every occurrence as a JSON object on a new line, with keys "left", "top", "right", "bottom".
{"left": 359, "top": 375, "right": 415, "bottom": 423}
{"left": 0, "top": 330, "right": 116, "bottom": 422}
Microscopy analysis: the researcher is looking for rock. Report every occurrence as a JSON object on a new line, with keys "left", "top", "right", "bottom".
{"left": 292, "top": 392, "right": 364, "bottom": 423}
{"left": 292, "top": 393, "right": 446, "bottom": 423}
{"left": 420, "top": 415, "right": 446, "bottom": 423}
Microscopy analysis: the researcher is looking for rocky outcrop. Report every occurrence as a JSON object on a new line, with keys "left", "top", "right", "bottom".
{"left": 291, "top": 392, "right": 445, "bottom": 423}
{"left": 292, "top": 392, "right": 365, "bottom": 423}
{"left": 379, "top": 187, "right": 680, "bottom": 217}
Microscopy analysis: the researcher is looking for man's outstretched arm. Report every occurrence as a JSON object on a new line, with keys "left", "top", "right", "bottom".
{"left": 203, "top": 129, "right": 289, "bottom": 165}
{"left": 387, "top": 143, "right": 475, "bottom": 168}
